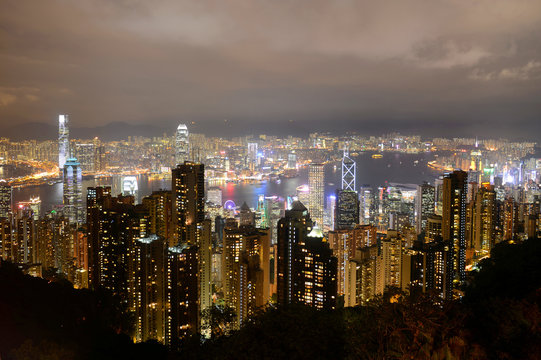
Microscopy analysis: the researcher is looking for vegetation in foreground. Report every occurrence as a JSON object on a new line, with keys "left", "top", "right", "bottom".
{"left": 0, "top": 238, "right": 540, "bottom": 359}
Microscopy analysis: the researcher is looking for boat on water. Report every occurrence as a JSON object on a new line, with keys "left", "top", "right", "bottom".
{"left": 372, "top": 154, "right": 383, "bottom": 159}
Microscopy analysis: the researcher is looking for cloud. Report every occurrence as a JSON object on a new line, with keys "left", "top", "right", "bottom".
{"left": 0, "top": 0, "right": 540, "bottom": 139}
{"left": 471, "top": 61, "right": 541, "bottom": 81}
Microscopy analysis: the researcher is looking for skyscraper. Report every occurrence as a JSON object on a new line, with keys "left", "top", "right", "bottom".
{"left": 58, "top": 114, "right": 70, "bottom": 172}
{"left": 308, "top": 163, "right": 324, "bottom": 227}
{"left": 334, "top": 189, "right": 360, "bottom": 230}
{"left": 342, "top": 149, "right": 356, "bottom": 191}
{"left": 172, "top": 162, "right": 204, "bottom": 246}
{"left": 175, "top": 124, "right": 189, "bottom": 165}
{"left": 442, "top": 170, "right": 468, "bottom": 285}
{"left": 63, "top": 158, "right": 83, "bottom": 225}
{"left": 223, "top": 221, "right": 270, "bottom": 327}
{"left": 415, "top": 182, "right": 435, "bottom": 234}
{"left": 277, "top": 201, "right": 337, "bottom": 309}
{"left": 130, "top": 234, "right": 167, "bottom": 343}
{"left": 0, "top": 183, "right": 11, "bottom": 218}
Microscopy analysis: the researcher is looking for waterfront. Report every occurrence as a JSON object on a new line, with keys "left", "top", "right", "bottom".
{"left": 12, "top": 151, "right": 441, "bottom": 213}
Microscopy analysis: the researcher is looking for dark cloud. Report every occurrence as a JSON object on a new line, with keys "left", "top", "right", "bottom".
{"left": 1, "top": 0, "right": 540, "bottom": 139}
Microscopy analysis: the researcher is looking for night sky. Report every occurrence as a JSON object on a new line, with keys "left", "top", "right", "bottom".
{"left": 1, "top": 1, "right": 540, "bottom": 139}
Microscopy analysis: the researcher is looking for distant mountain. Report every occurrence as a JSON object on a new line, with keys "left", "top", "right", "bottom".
{"left": 3, "top": 121, "right": 170, "bottom": 141}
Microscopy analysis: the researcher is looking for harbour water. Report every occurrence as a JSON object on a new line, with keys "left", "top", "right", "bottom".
{"left": 12, "top": 151, "right": 441, "bottom": 212}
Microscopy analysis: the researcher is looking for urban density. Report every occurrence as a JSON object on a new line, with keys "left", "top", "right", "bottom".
{"left": 2, "top": 1, "right": 540, "bottom": 359}
{"left": 0, "top": 117, "right": 540, "bottom": 350}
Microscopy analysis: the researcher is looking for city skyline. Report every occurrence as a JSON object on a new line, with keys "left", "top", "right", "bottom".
{"left": 1, "top": 2, "right": 541, "bottom": 357}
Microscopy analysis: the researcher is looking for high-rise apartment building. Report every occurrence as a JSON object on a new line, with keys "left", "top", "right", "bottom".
{"left": 222, "top": 222, "right": 270, "bottom": 327}
{"left": 277, "top": 202, "right": 337, "bottom": 309}
{"left": 0, "top": 183, "right": 11, "bottom": 218}
{"left": 442, "top": 170, "right": 468, "bottom": 284}
{"left": 308, "top": 163, "right": 325, "bottom": 227}
{"left": 172, "top": 162, "right": 204, "bottom": 246}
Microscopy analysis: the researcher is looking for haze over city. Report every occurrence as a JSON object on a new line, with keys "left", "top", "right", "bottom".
{"left": 1, "top": 0, "right": 541, "bottom": 139}
{"left": 1, "top": 2, "right": 541, "bottom": 359}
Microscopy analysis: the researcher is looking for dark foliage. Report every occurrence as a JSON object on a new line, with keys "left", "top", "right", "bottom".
{"left": 1, "top": 238, "right": 540, "bottom": 359}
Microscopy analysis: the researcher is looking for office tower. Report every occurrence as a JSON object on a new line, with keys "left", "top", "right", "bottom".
{"left": 359, "top": 185, "right": 374, "bottom": 225}
{"left": 122, "top": 176, "right": 139, "bottom": 199}
{"left": 223, "top": 222, "right": 270, "bottom": 327}
{"left": 166, "top": 244, "right": 199, "bottom": 349}
{"left": 130, "top": 234, "right": 167, "bottom": 343}
{"left": 175, "top": 124, "right": 189, "bottom": 165}
{"left": 442, "top": 170, "right": 468, "bottom": 284}
{"left": 334, "top": 189, "right": 360, "bottom": 230}
{"left": 328, "top": 194, "right": 336, "bottom": 230}
{"left": 207, "top": 187, "right": 222, "bottom": 206}
{"left": 172, "top": 162, "right": 204, "bottom": 246}
{"left": 74, "top": 143, "right": 95, "bottom": 172}
{"left": 0, "top": 183, "right": 12, "bottom": 218}
{"left": 375, "top": 230, "right": 403, "bottom": 295}
{"left": 142, "top": 190, "right": 172, "bottom": 244}
{"left": 341, "top": 149, "right": 356, "bottom": 191}
{"left": 308, "top": 163, "right": 325, "bottom": 227}
{"left": 470, "top": 183, "right": 495, "bottom": 253}
{"left": 287, "top": 152, "right": 297, "bottom": 169}
{"left": 416, "top": 182, "right": 435, "bottom": 234}
{"left": 247, "top": 142, "right": 258, "bottom": 171}
{"left": 277, "top": 202, "right": 337, "bottom": 309}
{"left": 58, "top": 114, "right": 70, "bottom": 172}
{"left": 239, "top": 202, "right": 255, "bottom": 226}
{"left": 63, "top": 158, "right": 84, "bottom": 225}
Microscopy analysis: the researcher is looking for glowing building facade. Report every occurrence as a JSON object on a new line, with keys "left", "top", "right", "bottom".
{"left": 308, "top": 163, "right": 325, "bottom": 227}
{"left": 58, "top": 114, "right": 70, "bottom": 172}
{"left": 175, "top": 124, "right": 189, "bottom": 165}
{"left": 63, "top": 158, "right": 84, "bottom": 225}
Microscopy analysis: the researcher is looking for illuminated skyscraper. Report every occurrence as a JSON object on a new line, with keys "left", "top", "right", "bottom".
{"left": 334, "top": 189, "right": 360, "bottom": 230}
{"left": 63, "top": 158, "right": 83, "bottom": 225}
{"left": 130, "top": 234, "right": 167, "bottom": 343}
{"left": 175, "top": 124, "right": 189, "bottom": 165}
{"left": 308, "top": 163, "right": 324, "bottom": 227}
{"left": 0, "top": 183, "right": 11, "bottom": 218}
{"left": 277, "top": 202, "right": 337, "bottom": 310}
{"left": 415, "top": 182, "right": 435, "bottom": 234}
{"left": 223, "top": 222, "right": 270, "bottom": 327}
{"left": 74, "top": 143, "right": 95, "bottom": 172}
{"left": 172, "top": 162, "right": 204, "bottom": 246}
{"left": 442, "top": 170, "right": 468, "bottom": 284}
{"left": 247, "top": 142, "right": 258, "bottom": 171}
{"left": 58, "top": 114, "right": 70, "bottom": 172}
{"left": 342, "top": 149, "right": 356, "bottom": 191}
